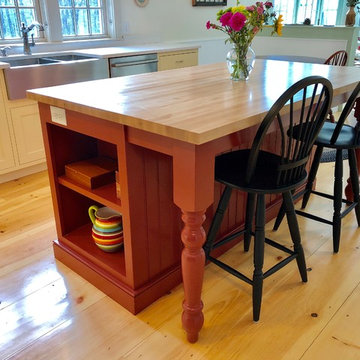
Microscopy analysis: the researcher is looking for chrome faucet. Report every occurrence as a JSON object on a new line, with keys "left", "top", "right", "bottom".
{"left": 20, "top": 21, "right": 45, "bottom": 55}
{"left": 0, "top": 46, "right": 11, "bottom": 57}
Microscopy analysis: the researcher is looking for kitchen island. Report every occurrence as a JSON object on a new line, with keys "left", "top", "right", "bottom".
{"left": 0, "top": 43, "right": 199, "bottom": 182}
{"left": 28, "top": 59, "right": 360, "bottom": 343}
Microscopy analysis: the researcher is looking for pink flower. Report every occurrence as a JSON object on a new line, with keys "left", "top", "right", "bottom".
{"left": 253, "top": 26, "right": 259, "bottom": 34}
{"left": 257, "top": 4, "right": 264, "bottom": 15}
{"left": 229, "top": 12, "right": 246, "bottom": 31}
{"left": 246, "top": 5, "right": 255, "bottom": 11}
{"left": 206, "top": 20, "right": 211, "bottom": 29}
{"left": 220, "top": 12, "right": 233, "bottom": 26}
{"left": 264, "top": 2, "right": 273, "bottom": 8}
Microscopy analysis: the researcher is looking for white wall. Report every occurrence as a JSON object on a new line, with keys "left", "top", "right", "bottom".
{"left": 114, "top": 1, "right": 352, "bottom": 65}
{"left": 117, "top": 0, "right": 242, "bottom": 42}
{"left": 115, "top": 0, "right": 251, "bottom": 64}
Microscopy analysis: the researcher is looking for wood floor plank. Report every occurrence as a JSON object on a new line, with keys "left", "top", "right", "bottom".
{"left": 301, "top": 284, "right": 360, "bottom": 360}
{"left": 0, "top": 261, "right": 106, "bottom": 360}
{"left": 121, "top": 209, "right": 360, "bottom": 360}
{"left": 1, "top": 162, "right": 360, "bottom": 360}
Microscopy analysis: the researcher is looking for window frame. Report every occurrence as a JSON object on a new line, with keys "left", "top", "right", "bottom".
{"left": 274, "top": 0, "right": 347, "bottom": 26}
{"left": 0, "top": 0, "right": 44, "bottom": 41}
{"left": 0, "top": 0, "right": 115, "bottom": 44}
{"left": 58, "top": 0, "right": 108, "bottom": 39}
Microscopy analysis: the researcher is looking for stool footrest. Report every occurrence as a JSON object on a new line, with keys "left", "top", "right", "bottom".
{"left": 295, "top": 209, "right": 333, "bottom": 225}
{"left": 263, "top": 254, "right": 298, "bottom": 279}
{"left": 295, "top": 200, "right": 358, "bottom": 224}
{"left": 208, "top": 256, "right": 253, "bottom": 285}
{"left": 310, "top": 189, "right": 353, "bottom": 206}
{"left": 207, "top": 236, "right": 298, "bottom": 285}
{"left": 212, "top": 229, "right": 246, "bottom": 250}
{"left": 264, "top": 237, "right": 294, "bottom": 255}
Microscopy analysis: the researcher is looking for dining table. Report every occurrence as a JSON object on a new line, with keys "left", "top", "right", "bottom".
{"left": 27, "top": 59, "right": 360, "bottom": 343}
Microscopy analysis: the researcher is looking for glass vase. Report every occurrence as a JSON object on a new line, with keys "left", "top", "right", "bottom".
{"left": 226, "top": 44, "right": 255, "bottom": 81}
{"left": 345, "top": 6, "right": 356, "bottom": 26}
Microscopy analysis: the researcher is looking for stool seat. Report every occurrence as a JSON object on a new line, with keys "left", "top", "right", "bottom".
{"left": 315, "top": 122, "right": 359, "bottom": 148}
{"left": 215, "top": 150, "right": 307, "bottom": 194}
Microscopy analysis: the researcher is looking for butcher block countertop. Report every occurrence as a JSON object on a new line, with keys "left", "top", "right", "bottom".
{"left": 27, "top": 60, "right": 360, "bottom": 145}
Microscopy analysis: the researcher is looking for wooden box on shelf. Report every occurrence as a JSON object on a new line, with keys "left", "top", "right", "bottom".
{"left": 65, "top": 156, "right": 117, "bottom": 189}
{"left": 115, "top": 170, "right": 121, "bottom": 199}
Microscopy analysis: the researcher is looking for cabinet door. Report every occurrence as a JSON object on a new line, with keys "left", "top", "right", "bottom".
{"left": 158, "top": 50, "right": 198, "bottom": 71}
{"left": 0, "top": 115, "right": 15, "bottom": 172}
{"left": 10, "top": 104, "right": 45, "bottom": 165}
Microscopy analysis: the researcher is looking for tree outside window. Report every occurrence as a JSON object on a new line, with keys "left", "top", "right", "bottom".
{"left": 274, "top": 0, "right": 341, "bottom": 25}
{"left": 0, "top": 0, "right": 107, "bottom": 41}
{"left": 58, "top": 0, "right": 106, "bottom": 37}
{"left": 0, "top": 0, "right": 40, "bottom": 40}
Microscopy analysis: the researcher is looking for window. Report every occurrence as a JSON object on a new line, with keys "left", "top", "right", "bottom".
{"left": 274, "top": 0, "right": 341, "bottom": 26}
{"left": 0, "top": 0, "right": 42, "bottom": 40}
{"left": 58, "top": 0, "right": 106, "bottom": 37}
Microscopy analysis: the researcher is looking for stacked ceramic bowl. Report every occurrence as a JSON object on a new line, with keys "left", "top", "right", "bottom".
{"left": 89, "top": 205, "right": 124, "bottom": 253}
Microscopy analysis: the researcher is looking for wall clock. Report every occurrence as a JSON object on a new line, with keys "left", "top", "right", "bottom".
{"left": 135, "top": 0, "right": 149, "bottom": 7}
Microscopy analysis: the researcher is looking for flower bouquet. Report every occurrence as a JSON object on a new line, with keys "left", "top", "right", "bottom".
{"left": 206, "top": 1, "right": 283, "bottom": 80}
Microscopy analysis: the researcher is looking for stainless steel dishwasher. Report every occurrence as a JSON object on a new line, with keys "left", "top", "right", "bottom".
{"left": 109, "top": 53, "right": 158, "bottom": 77}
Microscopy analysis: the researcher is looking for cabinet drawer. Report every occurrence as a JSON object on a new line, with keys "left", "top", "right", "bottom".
{"left": 158, "top": 50, "right": 198, "bottom": 71}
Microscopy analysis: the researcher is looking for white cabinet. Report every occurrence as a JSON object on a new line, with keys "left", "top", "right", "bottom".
{"left": 10, "top": 104, "right": 44, "bottom": 164}
{"left": 158, "top": 50, "right": 198, "bottom": 71}
{"left": 0, "top": 114, "right": 15, "bottom": 172}
{"left": 0, "top": 71, "right": 45, "bottom": 182}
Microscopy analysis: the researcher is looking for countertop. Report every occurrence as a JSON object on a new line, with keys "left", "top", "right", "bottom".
{"left": 0, "top": 42, "right": 200, "bottom": 69}
{"left": 27, "top": 60, "right": 360, "bottom": 145}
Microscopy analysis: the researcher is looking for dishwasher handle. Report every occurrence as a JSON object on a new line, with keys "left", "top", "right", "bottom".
{"left": 111, "top": 59, "right": 159, "bottom": 68}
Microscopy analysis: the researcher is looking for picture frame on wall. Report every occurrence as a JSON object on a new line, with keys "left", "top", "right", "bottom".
{"left": 192, "top": 0, "right": 227, "bottom": 6}
{"left": 135, "top": 0, "right": 149, "bottom": 7}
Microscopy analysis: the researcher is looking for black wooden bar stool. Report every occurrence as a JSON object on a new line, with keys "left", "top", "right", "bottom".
{"left": 273, "top": 82, "right": 360, "bottom": 253}
{"left": 203, "top": 76, "right": 333, "bottom": 321}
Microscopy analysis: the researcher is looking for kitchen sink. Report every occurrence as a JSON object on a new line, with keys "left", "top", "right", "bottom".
{"left": 43, "top": 54, "right": 95, "bottom": 61}
{"left": 2, "top": 54, "right": 109, "bottom": 100}
{"left": 3, "top": 57, "right": 60, "bottom": 67}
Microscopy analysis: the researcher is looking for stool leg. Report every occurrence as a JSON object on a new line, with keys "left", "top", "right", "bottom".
{"left": 302, "top": 146, "right": 323, "bottom": 209}
{"left": 348, "top": 148, "right": 360, "bottom": 226}
{"left": 203, "top": 186, "right": 232, "bottom": 258}
{"left": 273, "top": 201, "right": 285, "bottom": 231}
{"left": 244, "top": 193, "right": 256, "bottom": 252}
{"left": 333, "top": 150, "right": 343, "bottom": 253}
{"left": 252, "top": 194, "right": 265, "bottom": 322}
{"left": 283, "top": 191, "right": 308, "bottom": 282}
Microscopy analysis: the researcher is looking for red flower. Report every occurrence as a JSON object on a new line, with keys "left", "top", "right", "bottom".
{"left": 206, "top": 20, "right": 211, "bottom": 29}
{"left": 220, "top": 12, "right": 233, "bottom": 27}
{"left": 229, "top": 12, "right": 246, "bottom": 31}
{"left": 264, "top": 2, "right": 273, "bottom": 8}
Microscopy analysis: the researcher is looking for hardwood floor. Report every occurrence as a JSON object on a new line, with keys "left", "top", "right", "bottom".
{"left": 1, "top": 162, "right": 360, "bottom": 360}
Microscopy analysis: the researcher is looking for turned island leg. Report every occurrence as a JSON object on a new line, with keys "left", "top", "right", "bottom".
{"left": 345, "top": 98, "right": 360, "bottom": 202}
{"left": 181, "top": 210, "right": 206, "bottom": 343}
{"left": 172, "top": 141, "right": 216, "bottom": 342}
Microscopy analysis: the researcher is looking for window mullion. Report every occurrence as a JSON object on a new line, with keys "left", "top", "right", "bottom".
{"left": 71, "top": 0, "right": 77, "bottom": 36}
{"left": 293, "top": 0, "right": 300, "bottom": 23}
{"left": 315, "top": 0, "right": 324, "bottom": 25}
{"left": 87, "top": 0, "right": 91, "bottom": 35}
{"left": 15, "top": 0, "right": 22, "bottom": 30}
